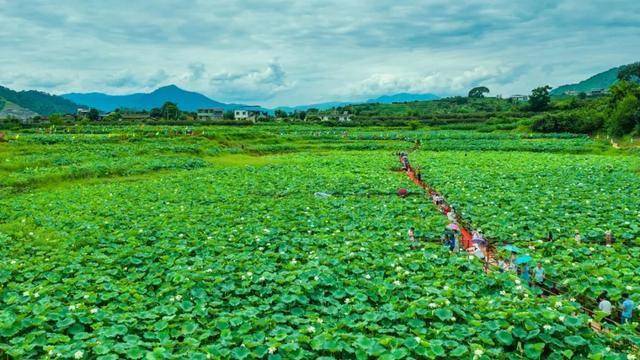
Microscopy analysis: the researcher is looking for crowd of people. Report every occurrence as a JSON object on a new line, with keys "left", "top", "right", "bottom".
{"left": 399, "top": 151, "right": 636, "bottom": 327}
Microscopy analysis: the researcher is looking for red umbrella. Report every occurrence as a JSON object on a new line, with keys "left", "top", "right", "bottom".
{"left": 397, "top": 188, "right": 408, "bottom": 198}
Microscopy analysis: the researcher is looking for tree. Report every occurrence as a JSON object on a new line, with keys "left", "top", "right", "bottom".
{"left": 150, "top": 108, "right": 162, "bottom": 119}
{"left": 607, "top": 93, "right": 640, "bottom": 136}
{"left": 529, "top": 85, "right": 552, "bottom": 111}
{"left": 468, "top": 86, "right": 490, "bottom": 98}
{"left": 617, "top": 62, "right": 640, "bottom": 82}
{"left": 88, "top": 108, "right": 100, "bottom": 121}
{"left": 48, "top": 113, "right": 65, "bottom": 125}
{"left": 274, "top": 109, "right": 288, "bottom": 118}
{"left": 223, "top": 111, "right": 234, "bottom": 120}
{"left": 161, "top": 102, "right": 179, "bottom": 120}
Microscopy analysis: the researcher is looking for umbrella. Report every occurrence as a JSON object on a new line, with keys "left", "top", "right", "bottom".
{"left": 447, "top": 223, "right": 460, "bottom": 231}
{"left": 503, "top": 244, "right": 522, "bottom": 253}
{"left": 472, "top": 238, "right": 488, "bottom": 246}
{"left": 514, "top": 255, "right": 532, "bottom": 265}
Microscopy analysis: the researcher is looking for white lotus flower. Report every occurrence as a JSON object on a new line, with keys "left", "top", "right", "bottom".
{"left": 316, "top": 318, "right": 323, "bottom": 324}
{"left": 291, "top": 258, "right": 297, "bottom": 264}
{"left": 570, "top": 298, "right": 576, "bottom": 302}
{"left": 555, "top": 301, "right": 562, "bottom": 308}
{"left": 364, "top": 274, "right": 371, "bottom": 280}
{"left": 68, "top": 305, "right": 76, "bottom": 311}
{"left": 451, "top": 317, "right": 456, "bottom": 321}
{"left": 444, "top": 299, "right": 451, "bottom": 305}
{"left": 307, "top": 326, "right": 316, "bottom": 333}
{"left": 314, "top": 276, "right": 319, "bottom": 281}
{"left": 268, "top": 347, "right": 277, "bottom": 354}
{"left": 429, "top": 303, "right": 438, "bottom": 309}
{"left": 175, "top": 295, "right": 182, "bottom": 301}
{"left": 559, "top": 316, "right": 565, "bottom": 322}
{"left": 474, "top": 349, "right": 484, "bottom": 357}
{"left": 515, "top": 279, "right": 521, "bottom": 285}
{"left": 597, "top": 276, "right": 604, "bottom": 281}
{"left": 344, "top": 298, "right": 352, "bottom": 304}
{"left": 34, "top": 293, "right": 39, "bottom": 298}
{"left": 500, "top": 290, "right": 507, "bottom": 296}
{"left": 543, "top": 324, "right": 552, "bottom": 330}
{"left": 10, "top": 260, "right": 16, "bottom": 265}
{"left": 414, "top": 336, "right": 421, "bottom": 343}
{"left": 443, "top": 286, "right": 449, "bottom": 290}
{"left": 22, "top": 291, "right": 29, "bottom": 297}
{"left": 259, "top": 276, "right": 266, "bottom": 282}
{"left": 206, "top": 269, "right": 213, "bottom": 273}
{"left": 393, "top": 280, "right": 401, "bottom": 286}
{"left": 515, "top": 285, "right": 523, "bottom": 291}
{"left": 90, "top": 308, "right": 99, "bottom": 314}
{"left": 628, "top": 355, "right": 636, "bottom": 360}
{"left": 626, "top": 286, "right": 633, "bottom": 291}
{"left": 73, "top": 350, "right": 83, "bottom": 359}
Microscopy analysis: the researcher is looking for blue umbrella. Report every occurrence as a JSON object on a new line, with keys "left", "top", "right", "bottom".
{"left": 514, "top": 255, "right": 532, "bottom": 265}
{"left": 503, "top": 244, "right": 522, "bottom": 253}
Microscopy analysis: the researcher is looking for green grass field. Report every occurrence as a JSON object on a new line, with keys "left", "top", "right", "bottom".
{"left": 0, "top": 125, "right": 638, "bottom": 359}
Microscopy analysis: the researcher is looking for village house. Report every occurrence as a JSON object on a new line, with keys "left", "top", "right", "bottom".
{"left": 234, "top": 109, "right": 267, "bottom": 121}
{"left": 509, "top": 94, "right": 529, "bottom": 102}
{"left": 320, "top": 110, "right": 352, "bottom": 122}
{"left": 197, "top": 108, "right": 224, "bottom": 121}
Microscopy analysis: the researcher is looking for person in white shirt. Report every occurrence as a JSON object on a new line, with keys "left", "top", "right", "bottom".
{"left": 574, "top": 230, "right": 581, "bottom": 243}
{"left": 598, "top": 298, "right": 612, "bottom": 316}
{"left": 447, "top": 209, "right": 457, "bottom": 223}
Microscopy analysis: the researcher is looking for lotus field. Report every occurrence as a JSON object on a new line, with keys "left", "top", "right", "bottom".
{"left": 0, "top": 125, "right": 638, "bottom": 359}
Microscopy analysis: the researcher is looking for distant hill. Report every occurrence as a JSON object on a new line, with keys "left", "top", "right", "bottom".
{"left": 275, "top": 101, "right": 354, "bottom": 112}
{"left": 276, "top": 93, "right": 440, "bottom": 112}
{"left": 551, "top": 66, "right": 622, "bottom": 96}
{"left": 62, "top": 85, "right": 265, "bottom": 112}
{"left": 366, "top": 93, "right": 439, "bottom": 103}
{"left": 0, "top": 99, "right": 40, "bottom": 120}
{"left": 0, "top": 86, "right": 78, "bottom": 115}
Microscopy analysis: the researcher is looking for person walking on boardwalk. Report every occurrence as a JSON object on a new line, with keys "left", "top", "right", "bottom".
{"left": 533, "top": 262, "right": 545, "bottom": 286}
{"left": 574, "top": 230, "right": 582, "bottom": 243}
{"left": 408, "top": 227, "right": 417, "bottom": 248}
{"left": 604, "top": 230, "right": 614, "bottom": 245}
{"left": 621, "top": 293, "right": 635, "bottom": 324}
{"left": 519, "top": 264, "right": 531, "bottom": 284}
{"left": 443, "top": 226, "right": 457, "bottom": 252}
{"left": 597, "top": 291, "right": 612, "bottom": 320}
{"left": 447, "top": 207, "right": 457, "bottom": 223}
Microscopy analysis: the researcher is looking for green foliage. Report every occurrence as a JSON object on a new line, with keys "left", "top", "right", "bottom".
{"left": 529, "top": 86, "right": 552, "bottom": 112}
{"left": 531, "top": 109, "right": 604, "bottom": 134}
{"left": 88, "top": 108, "right": 100, "bottom": 121}
{"left": 468, "top": 86, "right": 490, "bottom": 98}
{"left": 0, "top": 126, "right": 637, "bottom": 357}
{"left": 616, "top": 61, "right": 640, "bottom": 81}
{"left": 0, "top": 85, "right": 78, "bottom": 115}
{"left": 607, "top": 93, "right": 640, "bottom": 136}
{"left": 606, "top": 81, "right": 640, "bottom": 136}
{"left": 161, "top": 102, "right": 180, "bottom": 120}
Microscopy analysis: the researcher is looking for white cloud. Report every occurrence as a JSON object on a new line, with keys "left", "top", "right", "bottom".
{"left": 209, "top": 62, "right": 294, "bottom": 102}
{"left": 0, "top": 0, "right": 638, "bottom": 106}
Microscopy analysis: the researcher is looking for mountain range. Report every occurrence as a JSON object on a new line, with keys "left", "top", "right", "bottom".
{"left": 63, "top": 85, "right": 440, "bottom": 113}
{"left": 275, "top": 93, "right": 440, "bottom": 112}
{"left": 62, "top": 85, "right": 265, "bottom": 112}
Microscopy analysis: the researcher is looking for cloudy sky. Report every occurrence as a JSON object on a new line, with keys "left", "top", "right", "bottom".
{"left": 1, "top": 0, "right": 639, "bottom": 107}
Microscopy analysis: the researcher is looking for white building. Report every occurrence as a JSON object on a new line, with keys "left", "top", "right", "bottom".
{"left": 509, "top": 95, "right": 529, "bottom": 102}
{"left": 234, "top": 109, "right": 266, "bottom": 121}
{"left": 197, "top": 108, "right": 224, "bottom": 121}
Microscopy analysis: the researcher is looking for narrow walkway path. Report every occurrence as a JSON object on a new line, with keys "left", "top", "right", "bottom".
{"left": 397, "top": 152, "right": 640, "bottom": 345}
